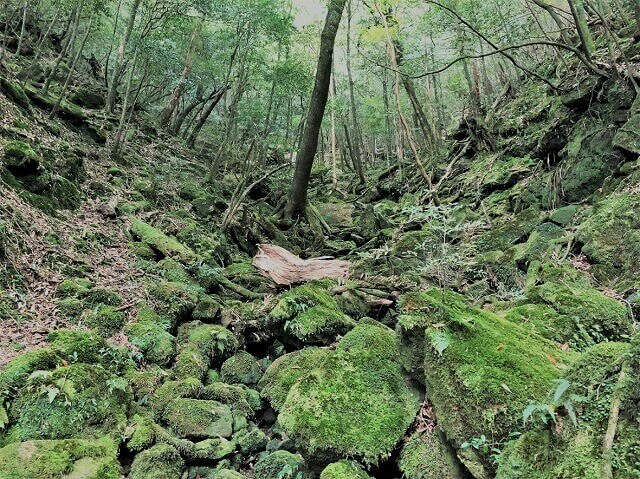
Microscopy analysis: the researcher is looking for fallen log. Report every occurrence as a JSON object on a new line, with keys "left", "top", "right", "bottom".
{"left": 252, "top": 244, "right": 350, "bottom": 286}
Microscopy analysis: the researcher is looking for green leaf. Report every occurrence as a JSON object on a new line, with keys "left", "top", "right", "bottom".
{"left": 553, "top": 379, "right": 571, "bottom": 404}
{"left": 522, "top": 404, "right": 537, "bottom": 426}
{"left": 46, "top": 387, "right": 60, "bottom": 403}
{"left": 0, "top": 406, "right": 8, "bottom": 430}
{"left": 565, "top": 402, "right": 578, "bottom": 427}
{"left": 428, "top": 329, "right": 451, "bottom": 356}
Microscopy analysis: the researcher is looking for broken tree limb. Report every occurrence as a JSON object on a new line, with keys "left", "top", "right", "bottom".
{"left": 252, "top": 244, "right": 350, "bottom": 286}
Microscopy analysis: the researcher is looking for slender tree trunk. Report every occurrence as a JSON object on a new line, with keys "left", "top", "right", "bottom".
{"left": 382, "top": 71, "right": 393, "bottom": 165}
{"left": 187, "top": 85, "right": 228, "bottom": 149}
{"left": 43, "top": 4, "right": 81, "bottom": 96}
{"left": 346, "top": 0, "right": 366, "bottom": 185}
{"left": 634, "top": 0, "right": 640, "bottom": 37}
{"left": 568, "top": 0, "right": 595, "bottom": 60}
{"left": 171, "top": 85, "right": 204, "bottom": 135}
{"left": 106, "top": 0, "right": 141, "bottom": 114}
{"left": 49, "top": 15, "right": 94, "bottom": 119}
{"left": 160, "top": 15, "right": 204, "bottom": 130}
{"left": 112, "top": 49, "right": 138, "bottom": 158}
{"left": 329, "top": 71, "right": 338, "bottom": 188}
{"left": 16, "top": 1, "right": 28, "bottom": 55}
{"left": 285, "top": 0, "right": 347, "bottom": 219}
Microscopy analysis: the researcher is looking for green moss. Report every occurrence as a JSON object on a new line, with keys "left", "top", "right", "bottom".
{"left": 549, "top": 206, "right": 578, "bottom": 227}
{"left": 261, "top": 323, "right": 419, "bottom": 464}
{"left": 254, "top": 450, "right": 305, "bottom": 479}
{"left": 12, "top": 363, "right": 131, "bottom": 441}
{"left": 193, "top": 294, "right": 222, "bottom": 321}
{"left": 124, "top": 320, "right": 175, "bottom": 366}
{"left": 129, "top": 217, "right": 196, "bottom": 263}
{"left": 178, "top": 322, "right": 239, "bottom": 364}
{"left": 129, "top": 443, "right": 184, "bottom": 479}
{"left": 503, "top": 304, "right": 568, "bottom": 343}
{"left": 202, "top": 382, "right": 261, "bottom": 417}
{"left": 163, "top": 398, "right": 233, "bottom": 439}
{"left": 81, "top": 305, "right": 126, "bottom": 337}
{"left": 173, "top": 344, "right": 210, "bottom": 381}
{"left": 56, "top": 297, "right": 85, "bottom": 317}
{"left": 56, "top": 278, "right": 93, "bottom": 298}
{"left": 575, "top": 194, "right": 640, "bottom": 282}
{"left": 475, "top": 207, "right": 541, "bottom": 253}
{"left": 267, "top": 281, "right": 354, "bottom": 344}
{"left": 0, "top": 349, "right": 59, "bottom": 398}
{"left": 524, "top": 272, "right": 631, "bottom": 347}
{"left": 408, "top": 289, "right": 573, "bottom": 451}
{"left": 135, "top": 306, "right": 171, "bottom": 331}
{"left": 193, "top": 437, "right": 235, "bottom": 460}
{"left": 148, "top": 281, "right": 199, "bottom": 327}
{"left": 398, "top": 429, "right": 461, "bottom": 479}
{"left": 221, "top": 351, "right": 262, "bottom": 386}
{"left": 212, "top": 468, "right": 245, "bottom": 478}
{"left": 126, "top": 414, "right": 156, "bottom": 452}
{"left": 234, "top": 427, "right": 268, "bottom": 454}
{"left": 48, "top": 330, "right": 108, "bottom": 364}
{"left": 0, "top": 436, "right": 120, "bottom": 479}
{"left": 80, "top": 289, "right": 123, "bottom": 309}
{"left": 152, "top": 378, "right": 203, "bottom": 417}
{"left": 320, "top": 461, "right": 372, "bottom": 479}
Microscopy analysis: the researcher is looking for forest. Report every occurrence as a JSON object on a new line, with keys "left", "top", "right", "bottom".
{"left": 0, "top": 0, "right": 640, "bottom": 477}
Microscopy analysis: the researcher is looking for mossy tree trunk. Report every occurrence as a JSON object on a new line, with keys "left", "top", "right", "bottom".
{"left": 284, "top": 0, "right": 348, "bottom": 219}
{"left": 568, "top": 0, "right": 595, "bottom": 61}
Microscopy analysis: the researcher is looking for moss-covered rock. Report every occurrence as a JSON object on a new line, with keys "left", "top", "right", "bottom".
{"left": 194, "top": 437, "right": 235, "bottom": 460}
{"left": 320, "top": 460, "right": 372, "bottom": 479}
{"left": 575, "top": 194, "right": 640, "bottom": 282}
{"left": 11, "top": 363, "right": 131, "bottom": 440}
{"left": 234, "top": 427, "right": 268, "bottom": 455}
{"left": 129, "top": 443, "right": 184, "bottom": 479}
{"left": 201, "top": 382, "right": 261, "bottom": 417}
{"left": 399, "top": 289, "right": 572, "bottom": 457}
{"left": 613, "top": 113, "right": 640, "bottom": 155}
{"left": 523, "top": 265, "right": 631, "bottom": 347}
{"left": 55, "top": 277, "right": 94, "bottom": 298}
{"left": 48, "top": 330, "right": 108, "bottom": 365}
{"left": 163, "top": 398, "right": 233, "bottom": 439}
{"left": 260, "top": 322, "right": 419, "bottom": 464}
{"left": 220, "top": 351, "right": 262, "bottom": 386}
{"left": 80, "top": 305, "right": 126, "bottom": 338}
{"left": 254, "top": 450, "right": 306, "bottom": 479}
{"left": 124, "top": 319, "right": 175, "bottom": 366}
{"left": 148, "top": 281, "right": 199, "bottom": 327}
{"left": 0, "top": 436, "right": 120, "bottom": 479}
{"left": 0, "top": 349, "right": 60, "bottom": 398}
{"left": 398, "top": 429, "right": 464, "bottom": 479}
{"left": 267, "top": 281, "right": 356, "bottom": 345}
{"left": 496, "top": 342, "right": 633, "bottom": 479}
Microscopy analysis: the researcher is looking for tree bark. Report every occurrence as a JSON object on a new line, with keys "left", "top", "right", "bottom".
{"left": 567, "top": 0, "right": 595, "bottom": 60}
{"left": 285, "top": 0, "right": 347, "bottom": 219}
{"left": 346, "top": 0, "right": 366, "bottom": 185}
{"left": 186, "top": 85, "right": 228, "bottom": 149}
{"left": 160, "top": 15, "right": 204, "bottom": 130}
{"left": 634, "top": 0, "right": 640, "bottom": 37}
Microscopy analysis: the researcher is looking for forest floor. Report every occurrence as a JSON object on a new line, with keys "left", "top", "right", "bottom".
{"left": 1, "top": 34, "right": 640, "bottom": 479}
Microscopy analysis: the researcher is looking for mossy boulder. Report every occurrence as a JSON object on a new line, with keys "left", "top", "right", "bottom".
{"left": 0, "top": 349, "right": 60, "bottom": 398}
{"left": 475, "top": 207, "right": 540, "bottom": 253}
{"left": 11, "top": 363, "right": 131, "bottom": 440}
{"left": 202, "top": 382, "right": 262, "bottom": 417}
{"left": 193, "top": 437, "right": 235, "bottom": 460}
{"left": 267, "top": 281, "right": 356, "bottom": 345}
{"left": 2, "top": 140, "right": 51, "bottom": 193}
{"left": 220, "top": 351, "right": 262, "bottom": 386}
{"left": 163, "top": 398, "right": 233, "bottom": 439}
{"left": 575, "top": 194, "right": 640, "bottom": 282}
{"left": 0, "top": 436, "right": 120, "bottom": 479}
{"left": 254, "top": 450, "right": 306, "bottom": 479}
{"left": 129, "top": 443, "right": 184, "bottom": 479}
{"left": 48, "top": 330, "right": 108, "bottom": 365}
{"left": 70, "top": 87, "right": 106, "bottom": 110}
{"left": 80, "top": 305, "right": 126, "bottom": 337}
{"left": 398, "top": 289, "right": 573, "bottom": 456}
{"left": 259, "top": 322, "right": 420, "bottom": 464}
{"left": 613, "top": 113, "right": 640, "bottom": 155}
{"left": 124, "top": 319, "right": 175, "bottom": 366}
{"left": 398, "top": 429, "right": 465, "bottom": 479}
{"left": 234, "top": 427, "right": 268, "bottom": 455}
{"left": 320, "top": 460, "right": 372, "bottom": 479}
{"left": 148, "top": 281, "right": 200, "bottom": 327}
{"left": 496, "top": 342, "right": 633, "bottom": 479}
{"left": 56, "top": 278, "right": 94, "bottom": 298}
{"left": 523, "top": 265, "right": 631, "bottom": 347}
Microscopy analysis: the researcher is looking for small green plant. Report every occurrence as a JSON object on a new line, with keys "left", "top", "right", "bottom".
{"left": 461, "top": 431, "right": 520, "bottom": 463}
{"left": 522, "top": 379, "right": 587, "bottom": 427}
{"left": 276, "top": 463, "right": 303, "bottom": 479}
{"left": 428, "top": 328, "right": 451, "bottom": 356}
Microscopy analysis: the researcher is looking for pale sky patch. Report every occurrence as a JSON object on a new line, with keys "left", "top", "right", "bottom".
{"left": 292, "top": 0, "right": 326, "bottom": 27}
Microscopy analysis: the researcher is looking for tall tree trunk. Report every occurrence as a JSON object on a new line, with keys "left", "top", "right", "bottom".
{"left": 16, "top": 1, "right": 28, "bottom": 55}
{"left": 171, "top": 84, "right": 204, "bottom": 135}
{"left": 285, "top": 0, "right": 347, "bottom": 219}
{"left": 346, "top": 0, "right": 366, "bottom": 185}
{"left": 106, "top": 0, "right": 142, "bottom": 114}
{"left": 49, "top": 14, "right": 94, "bottom": 119}
{"left": 112, "top": 48, "right": 138, "bottom": 158}
{"left": 634, "top": 0, "right": 640, "bottom": 37}
{"left": 160, "top": 15, "right": 204, "bottom": 130}
{"left": 329, "top": 71, "right": 338, "bottom": 188}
